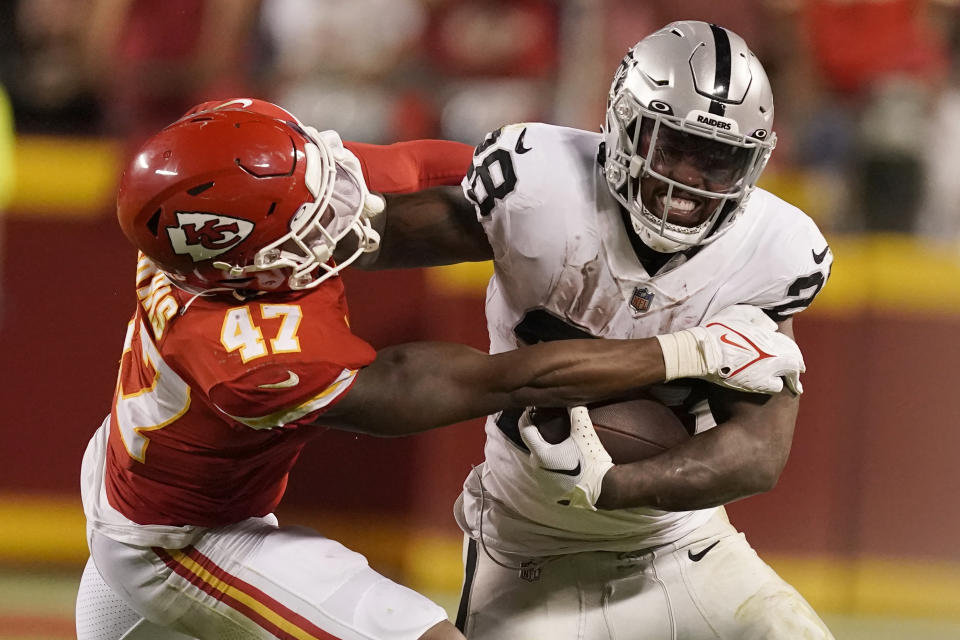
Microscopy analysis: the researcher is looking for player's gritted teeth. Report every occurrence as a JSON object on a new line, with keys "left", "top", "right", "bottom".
{"left": 648, "top": 188, "right": 713, "bottom": 228}
{"left": 658, "top": 194, "right": 701, "bottom": 226}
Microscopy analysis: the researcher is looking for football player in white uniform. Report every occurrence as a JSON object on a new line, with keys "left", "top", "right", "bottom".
{"left": 357, "top": 20, "right": 835, "bottom": 640}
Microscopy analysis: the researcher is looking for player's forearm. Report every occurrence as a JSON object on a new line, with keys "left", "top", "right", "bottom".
{"left": 355, "top": 188, "right": 492, "bottom": 270}
{"left": 494, "top": 338, "right": 668, "bottom": 409}
{"left": 596, "top": 429, "right": 781, "bottom": 511}
{"left": 596, "top": 392, "right": 797, "bottom": 511}
{"left": 336, "top": 136, "right": 488, "bottom": 269}
{"left": 328, "top": 338, "right": 667, "bottom": 437}
{"left": 398, "top": 338, "right": 668, "bottom": 433}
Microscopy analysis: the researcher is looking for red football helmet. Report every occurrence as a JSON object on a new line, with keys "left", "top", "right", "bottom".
{"left": 180, "top": 97, "right": 302, "bottom": 122}
{"left": 117, "top": 100, "right": 381, "bottom": 294}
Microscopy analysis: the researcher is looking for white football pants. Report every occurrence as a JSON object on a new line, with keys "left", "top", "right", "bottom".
{"left": 455, "top": 509, "right": 834, "bottom": 640}
{"left": 77, "top": 515, "right": 447, "bottom": 640}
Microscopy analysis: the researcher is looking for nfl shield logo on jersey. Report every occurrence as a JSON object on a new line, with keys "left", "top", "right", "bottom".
{"left": 630, "top": 287, "right": 655, "bottom": 313}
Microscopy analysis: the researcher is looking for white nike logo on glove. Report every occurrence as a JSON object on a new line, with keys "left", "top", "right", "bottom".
{"left": 257, "top": 370, "right": 300, "bottom": 389}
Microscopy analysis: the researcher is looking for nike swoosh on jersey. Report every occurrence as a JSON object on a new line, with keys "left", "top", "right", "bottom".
{"left": 812, "top": 246, "right": 829, "bottom": 264}
{"left": 688, "top": 540, "right": 720, "bottom": 562}
{"left": 257, "top": 370, "right": 300, "bottom": 389}
{"left": 540, "top": 462, "right": 581, "bottom": 476}
{"left": 515, "top": 128, "right": 533, "bottom": 154}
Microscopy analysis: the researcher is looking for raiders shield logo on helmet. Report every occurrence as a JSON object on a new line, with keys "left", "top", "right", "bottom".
{"left": 166, "top": 212, "right": 255, "bottom": 262}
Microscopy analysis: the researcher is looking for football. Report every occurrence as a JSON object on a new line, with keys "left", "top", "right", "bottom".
{"left": 532, "top": 396, "right": 692, "bottom": 464}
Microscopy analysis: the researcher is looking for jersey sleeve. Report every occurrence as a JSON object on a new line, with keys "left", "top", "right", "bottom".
{"left": 747, "top": 213, "right": 833, "bottom": 322}
{"left": 164, "top": 280, "right": 376, "bottom": 430}
{"left": 182, "top": 99, "right": 474, "bottom": 194}
{"left": 462, "top": 125, "right": 527, "bottom": 220}
{"left": 460, "top": 124, "right": 572, "bottom": 264}
{"left": 208, "top": 361, "right": 360, "bottom": 430}
{"left": 345, "top": 139, "right": 474, "bottom": 194}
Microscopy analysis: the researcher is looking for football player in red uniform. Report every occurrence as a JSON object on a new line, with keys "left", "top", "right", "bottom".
{"left": 75, "top": 99, "right": 805, "bottom": 640}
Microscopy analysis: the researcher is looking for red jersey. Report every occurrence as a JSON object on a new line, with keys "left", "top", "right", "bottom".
{"left": 104, "top": 254, "right": 375, "bottom": 527}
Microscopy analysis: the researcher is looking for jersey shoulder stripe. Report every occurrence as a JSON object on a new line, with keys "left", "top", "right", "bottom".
{"left": 218, "top": 367, "right": 358, "bottom": 429}
{"left": 217, "top": 369, "right": 357, "bottom": 430}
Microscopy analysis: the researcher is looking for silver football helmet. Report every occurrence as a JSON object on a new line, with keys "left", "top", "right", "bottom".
{"left": 603, "top": 21, "right": 776, "bottom": 253}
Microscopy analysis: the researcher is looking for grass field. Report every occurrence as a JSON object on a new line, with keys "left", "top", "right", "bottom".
{"left": 4, "top": 565, "right": 960, "bottom": 640}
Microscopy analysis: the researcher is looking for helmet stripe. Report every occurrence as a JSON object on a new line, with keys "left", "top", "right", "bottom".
{"left": 709, "top": 24, "right": 732, "bottom": 101}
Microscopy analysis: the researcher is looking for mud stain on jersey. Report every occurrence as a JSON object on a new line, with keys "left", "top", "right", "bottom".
{"left": 545, "top": 252, "right": 622, "bottom": 336}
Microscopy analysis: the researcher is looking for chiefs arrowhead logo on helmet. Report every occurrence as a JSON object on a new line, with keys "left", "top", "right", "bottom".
{"left": 166, "top": 212, "right": 255, "bottom": 262}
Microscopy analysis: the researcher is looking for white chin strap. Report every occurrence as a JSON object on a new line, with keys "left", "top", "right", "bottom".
{"left": 632, "top": 219, "right": 687, "bottom": 253}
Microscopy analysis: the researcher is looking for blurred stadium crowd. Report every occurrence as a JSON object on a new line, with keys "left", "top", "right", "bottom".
{"left": 2, "top": 0, "right": 960, "bottom": 241}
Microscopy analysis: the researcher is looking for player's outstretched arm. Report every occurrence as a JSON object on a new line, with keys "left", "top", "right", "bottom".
{"left": 595, "top": 319, "right": 801, "bottom": 511}
{"left": 332, "top": 187, "right": 490, "bottom": 270}
{"left": 314, "top": 307, "right": 805, "bottom": 438}
{"left": 331, "top": 137, "right": 491, "bottom": 269}
{"left": 355, "top": 187, "right": 492, "bottom": 269}
{"left": 314, "top": 338, "right": 666, "bottom": 436}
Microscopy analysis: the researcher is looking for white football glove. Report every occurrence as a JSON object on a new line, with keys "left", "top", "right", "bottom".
{"left": 656, "top": 305, "right": 805, "bottom": 395}
{"left": 518, "top": 406, "right": 614, "bottom": 511}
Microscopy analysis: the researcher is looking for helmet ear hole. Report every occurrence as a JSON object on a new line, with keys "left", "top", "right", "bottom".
{"left": 146, "top": 208, "right": 161, "bottom": 238}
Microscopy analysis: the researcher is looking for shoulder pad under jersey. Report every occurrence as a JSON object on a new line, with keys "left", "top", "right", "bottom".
{"left": 740, "top": 191, "right": 833, "bottom": 322}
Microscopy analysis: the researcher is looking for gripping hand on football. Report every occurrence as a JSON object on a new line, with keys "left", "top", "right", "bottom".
{"left": 655, "top": 305, "right": 805, "bottom": 395}
{"left": 518, "top": 406, "right": 614, "bottom": 511}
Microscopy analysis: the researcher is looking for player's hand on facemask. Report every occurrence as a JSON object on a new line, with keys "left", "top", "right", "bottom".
{"left": 518, "top": 406, "right": 614, "bottom": 511}
{"left": 305, "top": 126, "right": 386, "bottom": 219}
{"left": 655, "top": 304, "right": 805, "bottom": 395}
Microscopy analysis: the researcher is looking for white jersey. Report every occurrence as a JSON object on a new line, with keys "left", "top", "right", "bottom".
{"left": 456, "top": 123, "right": 832, "bottom": 556}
